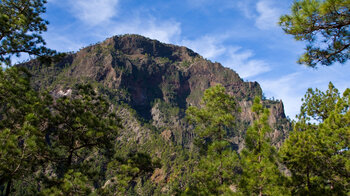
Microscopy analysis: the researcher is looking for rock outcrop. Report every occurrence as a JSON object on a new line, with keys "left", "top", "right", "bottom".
{"left": 23, "top": 34, "right": 291, "bottom": 149}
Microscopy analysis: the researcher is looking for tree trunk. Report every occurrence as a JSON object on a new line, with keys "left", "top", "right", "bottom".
{"left": 67, "top": 151, "right": 73, "bottom": 168}
{"left": 5, "top": 178, "right": 12, "bottom": 196}
{"left": 306, "top": 166, "right": 311, "bottom": 192}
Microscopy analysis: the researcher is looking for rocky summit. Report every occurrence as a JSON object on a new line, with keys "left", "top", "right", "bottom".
{"left": 21, "top": 34, "right": 291, "bottom": 192}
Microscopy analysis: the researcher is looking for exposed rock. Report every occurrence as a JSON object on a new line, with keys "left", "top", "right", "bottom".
{"left": 16, "top": 34, "right": 294, "bottom": 195}
{"left": 56, "top": 89, "right": 72, "bottom": 97}
{"left": 161, "top": 130, "right": 173, "bottom": 142}
{"left": 151, "top": 168, "right": 165, "bottom": 184}
{"left": 22, "top": 34, "right": 291, "bottom": 149}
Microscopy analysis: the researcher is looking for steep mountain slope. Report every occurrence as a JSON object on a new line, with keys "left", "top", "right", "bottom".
{"left": 24, "top": 34, "right": 290, "bottom": 149}
{"left": 21, "top": 34, "right": 291, "bottom": 193}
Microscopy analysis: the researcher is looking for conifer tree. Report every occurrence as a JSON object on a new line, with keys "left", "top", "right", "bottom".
{"left": 101, "top": 152, "right": 161, "bottom": 195}
{"left": 0, "top": 0, "right": 57, "bottom": 65}
{"left": 239, "top": 97, "right": 289, "bottom": 195}
{"left": 184, "top": 84, "right": 240, "bottom": 195}
{"left": 280, "top": 82, "right": 350, "bottom": 195}
{"left": 279, "top": 0, "right": 350, "bottom": 67}
{"left": 20, "top": 84, "right": 123, "bottom": 194}
{"left": 40, "top": 170, "right": 92, "bottom": 196}
{"left": 47, "top": 84, "right": 120, "bottom": 173}
{"left": 186, "top": 84, "right": 237, "bottom": 155}
{"left": 0, "top": 67, "right": 50, "bottom": 195}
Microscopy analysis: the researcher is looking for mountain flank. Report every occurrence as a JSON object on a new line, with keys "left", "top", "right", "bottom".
{"left": 20, "top": 34, "right": 291, "bottom": 193}
{"left": 24, "top": 34, "right": 290, "bottom": 149}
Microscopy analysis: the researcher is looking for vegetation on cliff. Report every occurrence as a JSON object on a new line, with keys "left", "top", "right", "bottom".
{"left": 1, "top": 0, "right": 349, "bottom": 195}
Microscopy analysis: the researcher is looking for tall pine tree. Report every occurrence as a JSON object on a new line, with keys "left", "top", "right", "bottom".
{"left": 280, "top": 82, "right": 350, "bottom": 195}
{"left": 184, "top": 84, "right": 240, "bottom": 195}
{"left": 239, "top": 97, "right": 289, "bottom": 195}
{"left": 0, "top": 67, "right": 50, "bottom": 195}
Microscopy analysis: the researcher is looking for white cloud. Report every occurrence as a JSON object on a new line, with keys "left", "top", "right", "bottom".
{"left": 222, "top": 47, "right": 271, "bottom": 78}
{"left": 255, "top": 0, "right": 282, "bottom": 30}
{"left": 229, "top": 0, "right": 283, "bottom": 30}
{"left": 259, "top": 63, "right": 350, "bottom": 119}
{"left": 130, "top": 19, "right": 181, "bottom": 44}
{"left": 44, "top": 33, "right": 84, "bottom": 52}
{"left": 180, "top": 36, "right": 270, "bottom": 78}
{"left": 69, "top": 0, "right": 119, "bottom": 26}
{"left": 260, "top": 73, "right": 303, "bottom": 118}
{"left": 236, "top": 0, "right": 257, "bottom": 19}
{"left": 180, "top": 36, "right": 226, "bottom": 59}
{"left": 103, "top": 18, "right": 181, "bottom": 43}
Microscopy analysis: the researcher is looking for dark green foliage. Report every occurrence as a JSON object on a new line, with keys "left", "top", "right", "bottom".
{"left": 47, "top": 84, "right": 120, "bottom": 171}
{"left": 279, "top": 0, "right": 350, "bottom": 67}
{"left": 298, "top": 82, "right": 340, "bottom": 121}
{"left": 152, "top": 99, "right": 181, "bottom": 118}
{"left": 0, "top": 13, "right": 295, "bottom": 193}
{"left": 181, "top": 60, "right": 191, "bottom": 68}
{"left": 32, "top": 84, "right": 122, "bottom": 192}
{"left": 280, "top": 83, "right": 350, "bottom": 195}
{"left": 0, "top": 0, "right": 57, "bottom": 65}
{"left": 0, "top": 67, "right": 50, "bottom": 195}
{"left": 184, "top": 85, "right": 240, "bottom": 195}
{"left": 0, "top": 68, "right": 126, "bottom": 195}
{"left": 101, "top": 152, "right": 161, "bottom": 195}
{"left": 239, "top": 97, "right": 289, "bottom": 195}
{"left": 157, "top": 57, "right": 172, "bottom": 64}
{"left": 0, "top": 1, "right": 296, "bottom": 193}
{"left": 40, "top": 170, "right": 92, "bottom": 196}
{"left": 184, "top": 142, "right": 240, "bottom": 195}
{"left": 186, "top": 84, "right": 238, "bottom": 154}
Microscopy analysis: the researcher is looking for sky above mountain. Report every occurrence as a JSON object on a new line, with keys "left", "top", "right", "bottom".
{"left": 43, "top": 0, "right": 349, "bottom": 119}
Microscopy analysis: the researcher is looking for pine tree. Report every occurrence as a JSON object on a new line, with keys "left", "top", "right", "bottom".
{"left": 279, "top": 0, "right": 350, "bottom": 67}
{"left": 0, "top": 0, "right": 57, "bottom": 65}
{"left": 101, "top": 152, "right": 161, "bottom": 195}
{"left": 280, "top": 82, "right": 350, "bottom": 195}
{"left": 186, "top": 84, "right": 237, "bottom": 155}
{"left": 40, "top": 170, "right": 92, "bottom": 196}
{"left": 47, "top": 84, "right": 120, "bottom": 173}
{"left": 0, "top": 67, "right": 50, "bottom": 195}
{"left": 184, "top": 84, "right": 240, "bottom": 195}
{"left": 239, "top": 97, "right": 289, "bottom": 195}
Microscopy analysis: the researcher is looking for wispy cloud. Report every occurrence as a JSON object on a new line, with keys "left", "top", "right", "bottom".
{"left": 42, "top": 0, "right": 349, "bottom": 121}
{"left": 236, "top": 0, "right": 257, "bottom": 19}
{"left": 180, "top": 35, "right": 271, "bottom": 78}
{"left": 260, "top": 72, "right": 303, "bottom": 118}
{"left": 234, "top": 0, "right": 282, "bottom": 30}
{"left": 223, "top": 47, "right": 271, "bottom": 78}
{"left": 47, "top": 0, "right": 180, "bottom": 45}
{"left": 69, "top": 0, "right": 119, "bottom": 26}
{"left": 259, "top": 64, "right": 350, "bottom": 119}
{"left": 101, "top": 18, "right": 181, "bottom": 43}
{"left": 180, "top": 36, "right": 227, "bottom": 59}
{"left": 255, "top": 0, "right": 282, "bottom": 30}
{"left": 44, "top": 33, "right": 84, "bottom": 52}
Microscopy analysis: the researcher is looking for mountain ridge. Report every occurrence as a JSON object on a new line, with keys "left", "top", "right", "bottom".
{"left": 22, "top": 33, "right": 290, "bottom": 148}
{"left": 17, "top": 34, "right": 292, "bottom": 193}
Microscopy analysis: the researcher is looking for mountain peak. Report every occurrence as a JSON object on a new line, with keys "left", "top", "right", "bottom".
{"left": 85, "top": 34, "right": 200, "bottom": 63}
{"left": 23, "top": 34, "right": 290, "bottom": 148}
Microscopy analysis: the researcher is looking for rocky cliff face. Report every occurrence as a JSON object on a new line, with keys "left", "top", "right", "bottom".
{"left": 24, "top": 34, "right": 290, "bottom": 150}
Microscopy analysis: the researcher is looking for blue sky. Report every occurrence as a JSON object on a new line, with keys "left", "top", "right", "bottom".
{"left": 42, "top": 0, "right": 349, "bottom": 119}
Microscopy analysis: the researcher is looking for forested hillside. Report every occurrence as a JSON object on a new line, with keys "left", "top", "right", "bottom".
{"left": 1, "top": 34, "right": 348, "bottom": 195}
{"left": 1, "top": 0, "right": 349, "bottom": 195}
